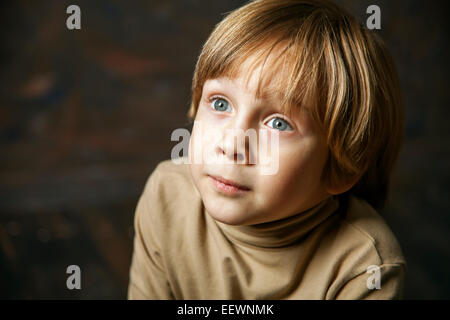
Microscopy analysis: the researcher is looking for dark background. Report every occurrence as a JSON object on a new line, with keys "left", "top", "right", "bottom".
{"left": 0, "top": 0, "right": 449, "bottom": 299}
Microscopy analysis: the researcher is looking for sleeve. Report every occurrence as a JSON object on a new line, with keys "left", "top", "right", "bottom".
{"left": 127, "top": 170, "right": 174, "bottom": 299}
{"left": 334, "top": 264, "right": 406, "bottom": 300}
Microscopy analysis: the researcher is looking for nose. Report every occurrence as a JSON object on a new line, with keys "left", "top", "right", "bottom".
{"left": 217, "top": 136, "right": 245, "bottom": 163}
{"left": 216, "top": 121, "right": 255, "bottom": 165}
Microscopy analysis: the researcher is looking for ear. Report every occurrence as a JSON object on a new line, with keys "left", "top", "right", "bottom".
{"left": 326, "top": 174, "right": 361, "bottom": 196}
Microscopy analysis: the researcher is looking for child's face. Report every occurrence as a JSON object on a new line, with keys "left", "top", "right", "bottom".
{"left": 189, "top": 56, "right": 331, "bottom": 226}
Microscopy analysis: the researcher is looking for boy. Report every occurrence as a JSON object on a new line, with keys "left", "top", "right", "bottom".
{"left": 128, "top": 0, "right": 406, "bottom": 299}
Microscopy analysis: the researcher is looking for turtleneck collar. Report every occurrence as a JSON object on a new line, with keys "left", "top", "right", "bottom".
{"left": 210, "top": 196, "right": 340, "bottom": 248}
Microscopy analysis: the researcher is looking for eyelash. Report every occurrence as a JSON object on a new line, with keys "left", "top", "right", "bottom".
{"left": 207, "top": 95, "right": 294, "bottom": 131}
{"left": 208, "top": 95, "right": 227, "bottom": 104}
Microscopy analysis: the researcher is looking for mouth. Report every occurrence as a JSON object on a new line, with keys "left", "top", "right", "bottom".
{"left": 208, "top": 174, "right": 251, "bottom": 195}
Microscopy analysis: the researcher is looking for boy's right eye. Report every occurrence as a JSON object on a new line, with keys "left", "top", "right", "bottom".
{"left": 210, "top": 97, "right": 232, "bottom": 113}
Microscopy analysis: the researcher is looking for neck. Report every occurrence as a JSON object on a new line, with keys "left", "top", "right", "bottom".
{"left": 209, "top": 195, "right": 340, "bottom": 248}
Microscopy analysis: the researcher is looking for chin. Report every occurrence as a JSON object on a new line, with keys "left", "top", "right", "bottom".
{"left": 204, "top": 203, "right": 249, "bottom": 226}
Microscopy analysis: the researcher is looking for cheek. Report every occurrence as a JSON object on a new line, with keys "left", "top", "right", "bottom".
{"left": 257, "top": 140, "right": 327, "bottom": 200}
{"left": 284, "top": 148, "right": 325, "bottom": 182}
{"left": 189, "top": 112, "right": 215, "bottom": 162}
{"left": 190, "top": 110, "right": 231, "bottom": 166}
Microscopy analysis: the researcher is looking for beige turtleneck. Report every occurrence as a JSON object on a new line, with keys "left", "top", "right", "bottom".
{"left": 127, "top": 160, "right": 406, "bottom": 300}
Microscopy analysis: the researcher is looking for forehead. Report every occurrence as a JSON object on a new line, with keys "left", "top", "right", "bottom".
{"left": 203, "top": 74, "right": 280, "bottom": 106}
{"left": 207, "top": 42, "right": 290, "bottom": 105}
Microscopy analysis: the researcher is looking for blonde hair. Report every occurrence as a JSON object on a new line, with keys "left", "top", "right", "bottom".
{"left": 187, "top": 0, "right": 404, "bottom": 211}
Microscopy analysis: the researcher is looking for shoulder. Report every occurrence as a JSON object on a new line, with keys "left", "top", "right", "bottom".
{"left": 340, "top": 195, "right": 406, "bottom": 266}
{"left": 317, "top": 195, "right": 406, "bottom": 281}
{"left": 138, "top": 158, "right": 202, "bottom": 230}
{"left": 318, "top": 195, "right": 406, "bottom": 298}
{"left": 142, "top": 158, "right": 199, "bottom": 202}
{"left": 144, "top": 157, "right": 194, "bottom": 188}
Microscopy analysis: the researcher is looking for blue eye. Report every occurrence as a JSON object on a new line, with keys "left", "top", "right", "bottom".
{"left": 211, "top": 98, "right": 231, "bottom": 112}
{"left": 267, "top": 117, "right": 293, "bottom": 131}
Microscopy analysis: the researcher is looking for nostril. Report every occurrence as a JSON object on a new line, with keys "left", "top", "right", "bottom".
{"left": 217, "top": 144, "right": 245, "bottom": 163}
{"left": 234, "top": 153, "right": 244, "bottom": 162}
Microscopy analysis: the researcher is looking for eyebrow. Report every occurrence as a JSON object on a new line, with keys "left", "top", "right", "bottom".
{"left": 205, "top": 78, "right": 281, "bottom": 105}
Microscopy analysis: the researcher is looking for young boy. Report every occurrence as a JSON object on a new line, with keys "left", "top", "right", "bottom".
{"left": 128, "top": 0, "right": 406, "bottom": 299}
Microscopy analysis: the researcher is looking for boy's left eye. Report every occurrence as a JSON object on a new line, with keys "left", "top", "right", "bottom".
{"left": 266, "top": 117, "right": 293, "bottom": 131}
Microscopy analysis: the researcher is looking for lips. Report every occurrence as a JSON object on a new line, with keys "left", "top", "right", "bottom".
{"left": 208, "top": 174, "right": 251, "bottom": 194}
